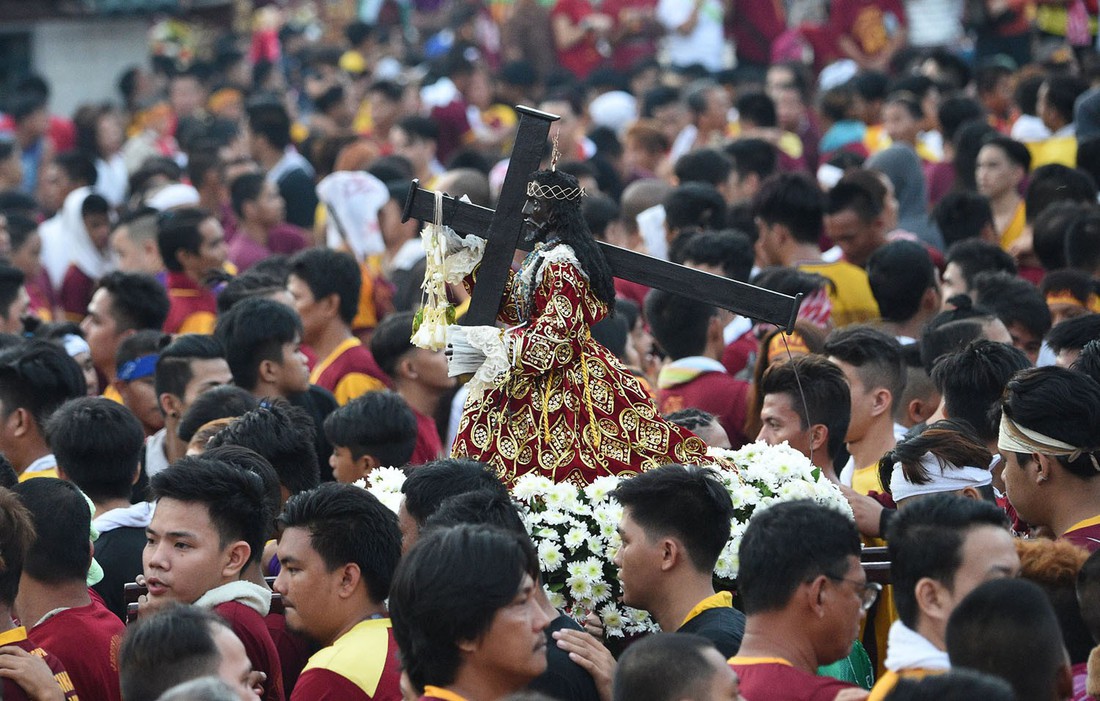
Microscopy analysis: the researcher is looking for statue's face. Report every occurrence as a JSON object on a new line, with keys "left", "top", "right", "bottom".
{"left": 521, "top": 196, "right": 549, "bottom": 243}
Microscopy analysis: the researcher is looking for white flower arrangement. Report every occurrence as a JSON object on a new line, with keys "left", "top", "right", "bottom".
{"left": 360, "top": 442, "right": 850, "bottom": 637}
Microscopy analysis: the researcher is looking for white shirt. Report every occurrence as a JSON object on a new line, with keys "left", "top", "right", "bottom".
{"left": 657, "top": 0, "right": 727, "bottom": 72}
{"left": 23, "top": 453, "right": 58, "bottom": 476}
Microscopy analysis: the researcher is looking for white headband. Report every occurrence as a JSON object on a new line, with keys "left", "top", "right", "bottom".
{"left": 889, "top": 451, "right": 992, "bottom": 503}
{"left": 997, "top": 412, "right": 1100, "bottom": 472}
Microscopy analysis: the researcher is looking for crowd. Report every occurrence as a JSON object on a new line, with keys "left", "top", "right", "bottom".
{"left": 1, "top": 0, "right": 1100, "bottom": 699}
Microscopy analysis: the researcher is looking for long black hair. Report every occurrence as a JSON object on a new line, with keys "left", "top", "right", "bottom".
{"left": 529, "top": 169, "right": 616, "bottom": 311}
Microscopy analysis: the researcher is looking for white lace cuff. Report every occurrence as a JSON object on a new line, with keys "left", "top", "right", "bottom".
{"left": 442, "top": 228, "right": 486, "bottom": 284}
{"left": 446, "top": 325, "right": 511, "bottom": 401}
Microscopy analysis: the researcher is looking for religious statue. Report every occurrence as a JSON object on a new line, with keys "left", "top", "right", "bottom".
{"left": 438, "top": 168, "right": 709, "bottom": 485}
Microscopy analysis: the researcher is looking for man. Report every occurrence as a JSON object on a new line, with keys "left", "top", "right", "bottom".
{"left": 939, "top": 240, "right": 1016, "bottom": 307}
{"left": 323, "top": 392, "right": 418, "bottom": 483}
{"left": 673, "top": 149, "right": 739, "bottom": 206}
{"left": 397, "top": 459, "right": 506, "bottom": 553}
{"left": 0, "top": 263, "right": 29, "bottom": 334}
{"left": 388, "top": 116, "right": 442, "bottom": 190}
{"left": 288, "top": 248, "right": 387, "bottom": 405}
{"left": 823, "top": 171, "right": 889, "bottom": 269}
{"left": 724, "top": 138, "right": 778, "bottom": 206}
{"left": 49, "top": 397, "right": 149, "bottom": 621}
{"left": 613, "top": 634, "right": 743, "bottom": 701}
{"left": 247, "top": 102, "right": 316, "bottom": 230}
{"left": 1046, "top": 314, "right": 1100, "bottom": 368}
{"left": 999, "top": 366, "right": 1100, "bottom": 551}
{"left": 14, "top": 478, "right": 125, "bottom": 701}
{"left": 119, "top": 604, "right": 261, "bottom": 701}
{"left": 975, "top": 137, "right": 1029, "bottom": 252}
{"left": 227, "top": 173, "right": 309, "bottom": 272}
{"left": 0, "top": 341, "right": 85, "bottom": 480}
{"left": 645, "top": 289, "right": 750, "bottom": 448}
{"left": 144, "top": 456, "right": 284, "bottom": 701}
{"left": 865, "top": 495, "right": 1020, "bottom": 699}
{"left": 110, "top": 207, "right": 165, "bottom": 276}
{"left": 866, "top": 241, "right": 941, "bottom": 344}
{"left": 1030, "top": 75, "right": 1088, "bottom": 169}
{"left": 158, "top": 207, "right": 229, "bottom": 335}
{"left": 946, "top": 579, "right": 1073, "bottom": 701}
{"left": 669, "top": 81, "right": 730, "bottom": 162}
{"left": 113, "top": 330, "right": 165, "bottom": 437}
{"left": 757, "top": 355, "right": 852, "bottom": 483}
{"left": 389, "top": 525, "right": 551, "bottom": 701}
{"left": 81, "top": 270, "right": 170, "bottom": 402}
{"left": 971, "top": 272, "right": 1052, "bottom": 365}
{"left": 729, "top": 500, "right": 868, "bottom": 700}
{"left": 370, "top": 312, "right": 453, "bottom": 464}
{"left": 215, "top": 297, "right": 311, "bottom": 402}
{"left": 274, "top": 483, "right": 403, "bottom": 700}
{"left": 754, "top": 173, "right": 879, "bottom": 327}
{"left": 147, "top": 335, "right": 233, "bottom": 479}
{"left": 825, "top": 325, "right": 905, "bottom": 494}
{"left": 610, "top": 465, "right": 746, "bottom": 657}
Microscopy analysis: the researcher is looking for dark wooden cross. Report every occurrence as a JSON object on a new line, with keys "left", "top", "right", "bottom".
{"left": 402, "top": 105, "right": 803, "bottom": 330}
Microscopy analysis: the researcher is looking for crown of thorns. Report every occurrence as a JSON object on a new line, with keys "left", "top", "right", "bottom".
{"left": 526, "top": 181, "right": 587, "bottom": 201}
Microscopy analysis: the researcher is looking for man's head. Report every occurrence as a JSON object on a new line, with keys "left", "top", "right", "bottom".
{"left": 867, "top": 240, "right": 940, "bottom": 327}
{"left": 154, "top": 334, "right": 232, "bottom": 426}
{"left": 724, "top": 138, "right": 778, "bottom": 205}
{"left": 940, "top": 240, "right": 1016, "bottom": 304}
{"left": 680, "top": 230, "right": 755, "bottom": 283}
{"left": 1040, "top": 269, "right": 1096, "bottom": 327}
{"left": 887, "top": 494, "right": 1017, "bottom": 645}
{"left": 1067, "top": 208, "right": 1100, "bottom": 278}
{"left": 947, "top": 578, "right": 1072, "bottom": 701}
{"left": 177, "top": 387, "right": 258, "bottom": 450}
{"left": 389, "top": 115, "right": 438, "bottom": 177}
{"left": 0, "top": 486, "right": 35, "bottom": 608}
{"left": 824, "top": 326, "right": 905, "bottom": 444}
{"left": 215, "top": 297, "right": 309, "bottom": 396}
{"left": 49, "top": 396, "right": 144, "bottom": 504}
{"left": 971, "top": 272, "right": 1051, "bottom": 364}
{"left": 246, "top": 101, "right": 291, "bottom": 159}
{"left": 932, "top": 192, "right": 996, "bottom": 249}
{"left": 610, "top": 465, "right": 734, "bottom": 610}
{"left": 976, "top": 137, "right": 1030, "bottom": 201}
{"left": 81, "top": 270, "right": 170, "bottom": 376}
{"left": 323, "top": 391, "right": 417, "bottom": 482}
{"left": 999, "top": 366, "right": 1100, "bottom": 531}
{"left": 371, "top": 311, "right": 453, "bottom": 395}
{"left": 157, "top": 208, "right": 228, "bottom": 280}
{"left": 229, "top": 172, "right": 285, "bottom": 228}
{"left": 673, "top": 149, "right": 737, "bottom": 205}
{"left": 398, "top": 459, "right": 506, "bottom": 553}
{"left": 389, "top": 525, "right": 549, "bottom": 694}
{"left": 119, "top": 604, "right": 260, "bottom": 701}
{"left": 145, "top": 456, "right": 270, "bottom": 604}
{"left": 752, "top": 173, "right": 824, "bottom": 265}
{"left": 1046, "top": 314, "right": 1100, "bottom": 368}
{"left": 287, "top": 248, "right": 361, "bottom": 342}
{"left": 110, "top": 209, "right": 164, "bottom": 274}
{"left": 1025, "top": 164, "right": 1097, "bottom": 226}
{"left": 1038, "top": 75, "right": 1088, "bottom": 131}
{"left": 824, "top": 171, "right": 889, "bottom": 268}
{"left": 0, "top": 341, "right": 86, "bottom": 472}
{"left": 613, "top": 634, "right": 743, "bottom": 701}
{"left": 758, "top": 355, "right": 851, "bottom": 467}
{"left": 0, "top": 264, "right": 27, "bottom": 335}
{"left": 11, "top": 477, "right": 92, "bottom": 586}
{"left": 274, "top": 483, "right": 401, "bottom": 645}
{"left": 644, "top": 289, "right": 720, "bottom": 362}
{"left": 738, "top": 500, "right": 866, "bottom": 666}
{"left": 205, "top": 401, "right": 320, "bottom": 502}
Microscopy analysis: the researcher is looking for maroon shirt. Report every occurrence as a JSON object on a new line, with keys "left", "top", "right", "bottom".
{"left": 28, "top": 595, "right": 124, "bottom": 701}
{"left": 657, "top": 369, "right": 750, "bottom": 448}
{"left": 0, "top": 627, "right": 79, "bottom": 701}
{"left": 215, "top": 600, "right": 286, "bottom": 701}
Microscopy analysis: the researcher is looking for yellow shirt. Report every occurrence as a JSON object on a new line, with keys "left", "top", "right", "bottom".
{"left": 102, "top": 383, "right": 124, "bottom": 405}
{"left": 680, "top": 591, "right": 734, "bottom": 628}
{"left": 799, "top": 261, "right": 880, "bottom": 327}
{"left": 19, "top": 467, "right": 59, "bottom": 482}
{"left": 999, "top": 200, "right": 1027, "bottom": 252}
{"left": 867, "top": 667, "right": 944, "bottom": 701}
{"left": 1027, "top": 135, "right": 1077, "bottom": 169}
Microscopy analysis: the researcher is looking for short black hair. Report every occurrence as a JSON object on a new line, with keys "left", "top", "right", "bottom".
{"left": 116, "top": 329, "right": 166, "bottom": 371}
{"left": 206, "top": 401, "right": 320, "bottom": 496}
{"left": 735, "top": 91, "right": 777, "bottom": 128}
{"left": 279, "top": 483, "right": 401, "bottom": 604}
{"left": 48, "top": 397, "right": 144, "bottom": 502}
{"left": 215, "top": 296, "right": 302, "bottom": 391}
{"left": 932, "top": 192, "right": 994, "bottom": 249}
{"left": 229, "top": 172, "right": 266, "bottom": 219}
{"left": 157, "top": 207, "right": 211, "bottom": 273}
{"left": 150, "top": 455, "right": 270, "bottom": 563}
{"left": 424, "top": 489, "right": 527, "bottom": 537}
{"left": 1034, "top": 203, "right": 1090, "bottom": 271}
{"left": 610, "top": 465, "right": 734, "bottom": 572}
{"left": 1067, "top": 208, "right": 1100, "bottom": 275}
{"left": 981, "top": 135, "right": 1031, "bottom": 171}
{"left": 177, "top": 385, "right": 259, "bottom": 444}
{"left": 0, "top": 486, "right": 35, "bottom": 606}
{"left": 971, "top": 271, "right": 1052, "bottom": 340}
{"left": 946, "top": 578, "right": 1067, "bottom": 701}
{"left": 389, "top": 525, "right": 539, "bottom": 690}
{"left": 1001, "top": 366, "right": 1100, "bottom": 479}
{"left": 1047, "top": 314, "right": 1100, "bottom": 353}
{"left": 1025, "top": 164, "right": 1097, "bottom": 224}
{"left": 738, "top": 500, "right": 860, "bottom": 613}
{"left": 825, "top": 171, "right": 884, "bottom": 221}
{"left": 246, "top": 101, "right": 292, "bottom": 151}
{"left": 395, "top": 114, "right": 439, "bottom": 143}
{"left": 725, "top": 138, "right": 778, "bottom": 181}
{"left": 1040, "top": 268, "right": 1095, "bottom": 307}
{"left": 645, "top": 289, "right": 716, "bottom": 361}
{"left": 886, "top": 494, "right": 1009, "bottom": 629}
{"left": 824, "top": 325, "right": 905, "bottom": 408}
{"left": 202, "top": 445, "right": 282, "bottom": 541}
{"left": 370, "top": 311, "right": 416, "bottom": 378}
{"left": 930, "top": 339, "right": 1029, "bottom": 442}
{"left": 0, "top": 264, "right": 24, "bottom": 317}
{"left": 943, "top": 239, "right": 1016, "bottom": 292}
{"left": 12, "top": 478, "right": 91, "bottom": 584}
{"left": 5, "top": 213, "right": 39, "bottom": 252}
{"left": 0, "top": 340, "right": 86, "bottom": 430}
{"left": 761, "top": 355, "right": 851, "bottom": 461}
{"left": 95, "top": 271, "right": 171, "bottom": 331}
{"left": 680, "top": 229, "right": 754, "bottom": 282}
{"left": 53, "top": 151, "right": 98, "bottom": 188}
{"left": 400, "top": 458, "right": 506, "bottom": 527}
{"left": 288, "top": 248, "right": 361, "bottom": 326}
{"left": 1042, "top": 75, "right": 1089, "bottom": 125}
{"left": 663, "top": 183, "right": 726, "bottom": 232}
{"left": 673, "top": 149, "right": 733, "bottom": 189}
{"left": 887, "top": 670, "right": 1015, "bottom": 701}
{"left": 119, "top": 604, "right": 226, "bottom": 701}
{"left": 323, "top": 391, "right": 417, "bottom": 466}
{"left": 753, "top": 172, "right": 824, "bottom": 244}
{"left": 154, "top": 334, "right": 226, "bottom": 402}
{"left": 866, "top": 240, "right": 937, "bottom": 323}
{"left": 938, "top": 96, "right": 984, "bottom": 144}
{"left": 216, "top": 269, "right": 288, "bottom": 315}
{"left": 613, "top": 633, "right": 724, "bottom": 701}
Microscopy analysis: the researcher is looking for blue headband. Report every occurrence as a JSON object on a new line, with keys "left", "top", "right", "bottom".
{"left": 117, "top": 354, "right": 159, "bottom": 382}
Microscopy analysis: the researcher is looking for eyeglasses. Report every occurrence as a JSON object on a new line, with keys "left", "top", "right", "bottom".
{"left": 826, "top": 574, "right": 882, "bottom": 611}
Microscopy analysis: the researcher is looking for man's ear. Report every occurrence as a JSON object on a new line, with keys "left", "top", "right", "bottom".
{"left": 358, "top": 454, "right": 380, "bottom": 478}
{"left": 159, "top": 392, "right": 182, "bottom": 419}
{"left": 257, "top": 358, "right": 279, "bottom": 385}
{"left": 222, "top": 541, "right": 252, "bottom": 580}
{"left": 870, "top": 388, "right": 892, "bottom": 418}
{"left": 659, "top": 537, "right": 681, "bottom": 573}
{"left": 809, "top": 424, "right": 828, "bottom": 453}
{"left": 914, "top": 577, "right": 951, "bottom": 624}
{"left": 338, "top": 563, "right": 362, "bottom": 598}
{"left": 8, "top": 407, "right": 30, "bottom": 438}
{"left": 319, "top": 292, "right": 341, "bottom": 320}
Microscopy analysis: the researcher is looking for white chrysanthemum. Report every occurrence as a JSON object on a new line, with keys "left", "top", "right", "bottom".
{"left": 539, "top": 541, "right": 565, "bottom": 572}
{"left": 584, "top": 476, "right": 620, "bottom": 503}
{"left": 376, "top": 492, "right": 403, "bottom": 515}
{"left": 600, "top": 604, "right": 625, "bottom": 636}
{"left": 534, "top": 527, "right": 559, "bottom": 542}
{"left": 568, "top": 575, "right": 593, "bottom": 601}
{"left": 546, "top": 589, "right": 566, "bottom": 609}
{"left": 590, "top": 581, "right": 612, "bottom": 603}
{"left": 542, "top": 510, "right": 570, "bottom": 526}
{"left": 512, "top": 475, "right": 554, "bottom": 502}
{"left": 578, "top": 557, "right": 604, "bottom": 582}
{"left": 370, "top": 466, "right": 408, "bottom": 493}
{"left": 546, "top": 483, "right": 579, "bottom": 510}
{"left": 563, "top": 527, "right": 589, "bottom": 552}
